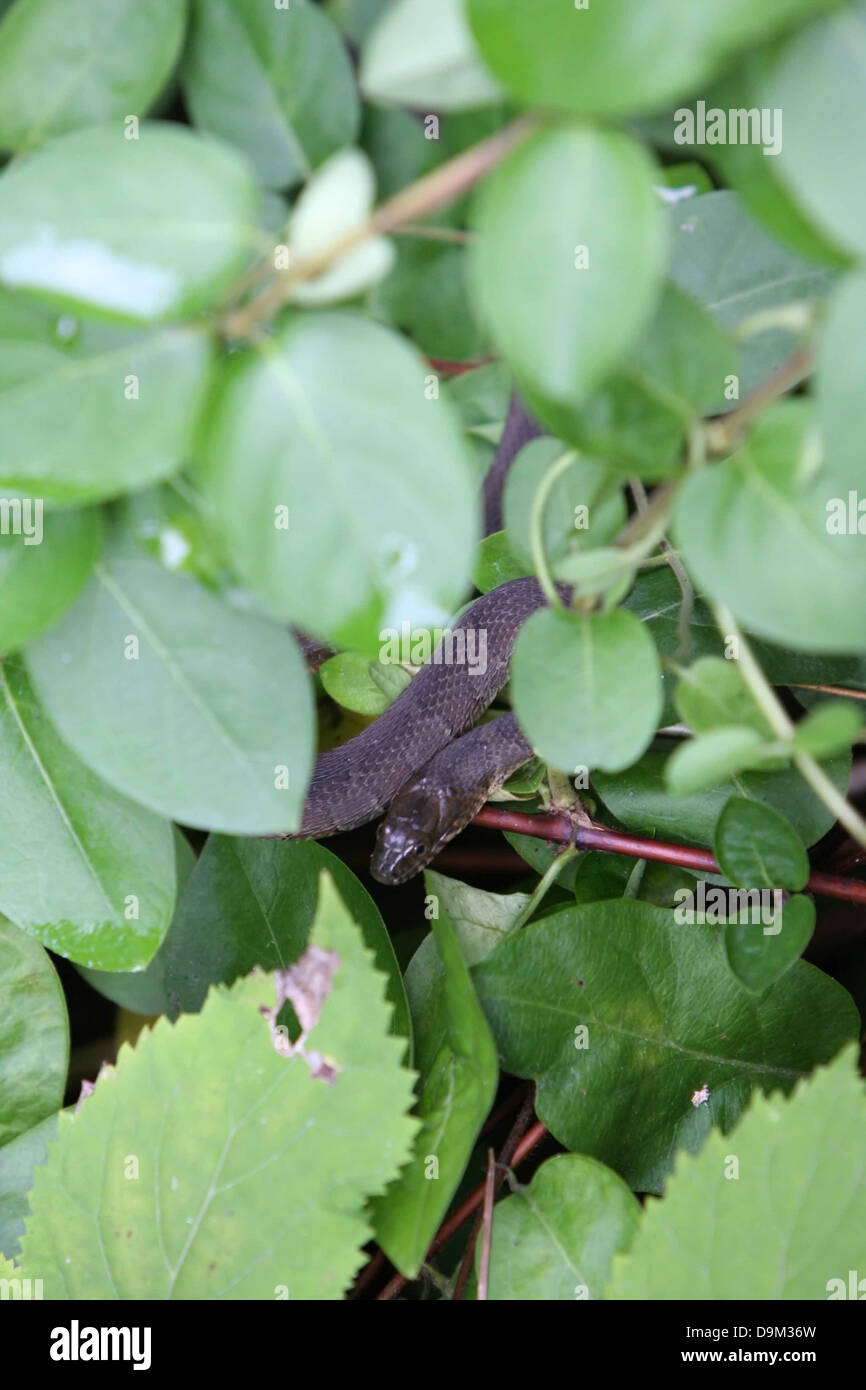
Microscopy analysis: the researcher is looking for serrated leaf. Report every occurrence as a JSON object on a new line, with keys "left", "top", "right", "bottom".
{"left": 511, "top": 607, "right": 662, "bottom": 774}
{"left": 26, "top": 554, "right": 315, "bottom": 835}
{"left": 482, "top": 1153, "right": 640, "bottom": 1300}
{"left": 608, "top": 1046, "right": 866, "bottom": 1299}
{"left": 183, "top": 0, "right": 359, "bottom": 189}
{"left": 17, "top": 874, "right": 418, "bottom": 1299}
{"left": 714, "top": 797, "right": 809, "bottom": 892}
{"left": 373, "top": 902, "right": 497, "bottom": 1277}
{"left": 470, "top": 126, "right": 668, "bottom": 417}
{"left": 0, "top": 123, "right": 261, "bottom": 323}
{"left": 0, "top": 658, "right": 176, "bottom": 969}
{"left": 0, "top": 0, "right": 186, "bottom": 152}
{"left": 0, "top": 1112, "right": 57, "bottom": 1259}
{"left": 0, "top": 919, "right": 67, "bottom": 1148}
{"left": 200, "top": 312, "right": 476, "bottom": 654}
{"left": 472, "top": 899, "right": 858, "bottom": 1191}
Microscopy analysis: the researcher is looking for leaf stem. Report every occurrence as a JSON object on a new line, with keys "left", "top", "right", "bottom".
{"left": 713, "top": 602, "right": 866, "bottom": 852}
{"left": 528, "top": 449, "right": 579, "bottom": 608}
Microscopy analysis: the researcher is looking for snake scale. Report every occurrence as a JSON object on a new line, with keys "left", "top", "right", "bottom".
{"left": 287, "top": 393, "right": 553, "bottom": 884}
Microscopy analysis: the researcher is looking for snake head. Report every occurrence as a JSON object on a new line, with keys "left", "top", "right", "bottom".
{"left": 370, "top": 783, "right": 453, "bottom": 886}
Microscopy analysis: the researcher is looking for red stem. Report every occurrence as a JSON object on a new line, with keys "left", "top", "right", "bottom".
{"left": 472, "top": 806, "right": 866, "bottom": 905}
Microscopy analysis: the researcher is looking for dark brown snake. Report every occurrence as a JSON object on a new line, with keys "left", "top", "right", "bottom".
{"left": 288, "top": 393, "right": 549, "bottom": 885}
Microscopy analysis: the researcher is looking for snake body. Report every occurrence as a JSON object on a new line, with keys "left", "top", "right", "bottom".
{"left": 289, "top": 394, "right": 548, "bottom": 884}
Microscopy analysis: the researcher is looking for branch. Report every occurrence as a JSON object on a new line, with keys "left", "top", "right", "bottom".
{"left": 472, "top": 805, "right": 866, "bottom": 905}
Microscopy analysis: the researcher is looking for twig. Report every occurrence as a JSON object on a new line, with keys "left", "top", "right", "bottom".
{"left": 472, "top": 804, "right": 866, "bottom": 905}
{"left": 477, "top": 1150, "right": 497, "bottom": 1302}
{"left": 704, "top": 346, "right": 814, "bottom": 454}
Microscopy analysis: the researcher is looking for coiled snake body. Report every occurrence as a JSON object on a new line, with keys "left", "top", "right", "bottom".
{"left": 289, "top": 395, "right": 548, "bottom": 884}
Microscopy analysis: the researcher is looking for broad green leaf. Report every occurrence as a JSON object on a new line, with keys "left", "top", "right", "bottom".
{"left": 0, "top": 1112, "right": 57, "bottom": 1259}
{"left": 511, "top": 607, "right": 662, "bottom": 774}
{"left": 470, "top": 126, "right": 668, "bottom": 418}
{"left": 473, "top": 899, "right": 859, "bottom": 1191}
{"left": 329, "top": 0, "right": 389, "bottom": 46}
{"left": 793, "top": 699, "right": 863, "bottom": 758}
{"left": 410, "top": 871, "right": 530, "bottom": 974}
{"left": 360, "top": 0, "right": 503, "bottom": 111}
{"left": 668, "top": 191, "right": 834, "bottom": 402}
{"left": 665, "top": 729, "right": 776, "bottom": 797}
{"left": 183, "top": 0, "right": 359, "bottom": 189}
{"left": 482, "top": 1153, "right": 640, "bottom": 1301}
{"left": 676, "top": 402, "right": 866, "bottom": 653}
{"left": 17, "top": 875, "right": 418, "bottom": 1299}
{"left": 473, "top": 530, "right": 532, "bottom": 593}
{"left": 26, "top": 553, "right": 315, "bottom": 834}
{"left": 768, "top": 3, "right": 866, "bottom": 257}
{"left": 819, "top": 271, "right": 866, "bottom": 492}
{"left": 714, "top": 797, "right": 809, "bottom": 891}
{"left": 373, "top": 904, "right": 498, "bottom": 1277}
{"left": 0, "top": 0, "right": 186, "bottom": 152}
{"left": 725, "top": 893, "right": 816, "bottom": 994}
{"left": 0, "top": 505, "right": 101, "bottom": 654}
{"left": 372, "top": 239, "right": 489, "bottom": 362}
{"left": 0, "top": 919, "right": 67, "bottom": 1147}
{"left": 0, "top": 298, "right": 214, "bottom": 502}
{"left": 467, "top": 0, "right": 834, "bottom": 119}
{"left": 674, "top": 656, "right": 774, "bottom": 740}
{"left": 320, "top": 650, "right": 410, "bottom": 717}
{"left": 541, "top": 284, "right": 737, "bottom": 478}
{"left": 154, "top": 836, "right": 411, "bottom": 1045}
{"left": 503, "top": 439, "right": 626, "bottom": 568}
{"left": 608, "top": 1046, "right": 866, "bottom": 1299}
{"left": 0, "top": 123, "right": 261, "bottom": 323}
{"left": 74, "top": 829, "right": 195, "bottom": 1016}
{"left": 200, "top": 312, "right": 476, "bottom": 654}
{"left": 597, "top": 742, "right": 849, "bottom": 850}
{"left": 0, "top": 658, "right": 175, "bottom": 969}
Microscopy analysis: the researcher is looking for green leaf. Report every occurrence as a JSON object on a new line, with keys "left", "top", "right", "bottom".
{"left": 200, "top": 312, "right": 476, "bottom": 654}
{"left": 540, "top": 283, "right": 737, "bottom": 478}
{"left": 819, "top": 271, "right": 866, "bottom": 492}
{"left": 17, "top": 874, "right": 418, "bottom": 1299}
{"left": 0, "top": 1112, "right": 56, "bottom": 1260}
{"left": 725, "top": 893, "right": 815, "bottom": 994}
{"left": 371, "top": 238, "right": 488, "bottom": 362}
{"left": 155, "top": 836, "right": 411, "bottom": 1046}
{"left": 0, "top": 0, "right": 186, "bottom": 152}
{"left": 511, "top": 607, "right": 662, "bottom": 774}
{"left": 183, "top": 0, "right": 358, "bottom": 189}
{"left": 0, "top": 918, "right": 67, "bottom": 1147}
{"left": 467, "top": 0, "right": 834, "bottom": 119}
{"left": 286, "top": 148, "right": 394, "bottom": 305}
{"left": 676, "top": 402, "right": 866, "bottom": 653}
{"left": 473, "top": 529, "right": 532, "bottom": 593}
{"left": 714, "top": 796, "right": 809, "bottom": 891}
{"left": 668, "top": 190, "right": 834, "bottom": 402}
{"left": 768, "top": 3, "right": 866, "bottom": 258}
{"left": 793, "top": 700, "right": 863, "bottom": 758}
{"left": 360, "top": 0, "right": 503, "bottom": 111}
{"left": 0, "top": 297, "right": 214, "bottom": 502}
{"left": 0, "top": 505, "right": 102, "bottom": 654}
{"left": 0, "top": 658, "right": 176, "bottom": 969}
{"left": 26, "top": 553, "right": 315, "bottom": 835}
{"left": 0, "top": 123, "right": 261, "bottom": 323}
{"left": 470, "top": 126, "right": 668, "bottom": 417}
{"left": 608, "top": 1045, "right": 866, "bottom": 1299}
{"left": 373, "top": 902, "right": 498, "bottom": 1277}
{"left": 665, "top": 728, "right": 777, "bottom": 797}
{"left": 482, "top": 1153, "right": 640, "bottom": 1300}
{"left": 503, "top": 439, "right": 626, "bottom": 567}
{"left": 597, "top": 741, "right": 849, "bottom": 850}
{"left": 320, "top": 650, "right": 411, "bottom": 717}
{"left": 674, "top": 656, "right": 774, "bottom": 739}
{"left": 472, "top": 899, "right": 859, "bottom": 1191}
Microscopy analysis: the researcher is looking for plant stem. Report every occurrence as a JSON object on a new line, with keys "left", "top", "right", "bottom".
{"left": 512, "top": 845, "right": 579, "bottom": 929}
{"left": 714, "top": 602, "right": 866, "bottom": 852}
{"left": 528, "top": 449, "right": 579, "bottom": 608}
{"left": 223, "top": 115, "right": 538, "bottom": 339}
{"left": 703, "top": 346, "right": 814, "bottom": 455}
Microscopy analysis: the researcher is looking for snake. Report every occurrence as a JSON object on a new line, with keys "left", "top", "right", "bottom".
{"left": 288, "top": 393, "right": 552, "bottom": 885}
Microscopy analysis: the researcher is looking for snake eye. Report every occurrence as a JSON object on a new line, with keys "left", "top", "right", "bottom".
{"left": 370, "top": 787, "right": 449, "bottom": 885}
